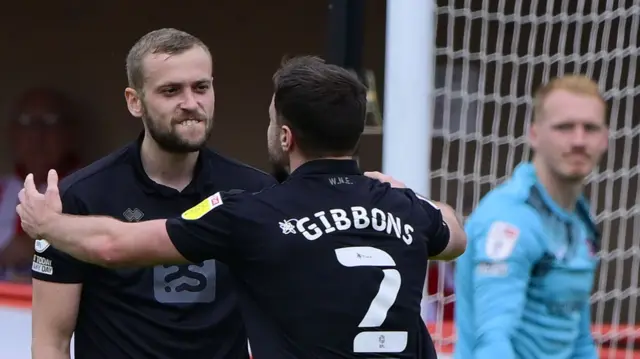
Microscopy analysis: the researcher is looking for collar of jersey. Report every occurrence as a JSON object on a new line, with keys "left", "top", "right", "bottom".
{"left": 513, "top": 163, "right": 592, "bottom": 224}
{"left": 288, "top": 159, "right": 361, "bottom": 178}
{"left": 129, "top": 132, "right": 213, "bottom": 196}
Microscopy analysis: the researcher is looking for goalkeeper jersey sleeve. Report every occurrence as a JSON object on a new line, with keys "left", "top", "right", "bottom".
{"left": 453, "top": 163, "right": 599, "bottom": 359}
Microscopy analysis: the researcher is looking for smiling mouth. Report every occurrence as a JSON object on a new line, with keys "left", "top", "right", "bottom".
{"left": 178, "top": 119, "right": 203, "bottom": 127}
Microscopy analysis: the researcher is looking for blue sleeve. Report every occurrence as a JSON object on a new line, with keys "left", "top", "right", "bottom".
{"left": 166, "top": 190, "right": 248, "bottom": 264}
{"left": 571, "top": 302, "right": 598, "bottom": 359}
{"left": 469, "top": 210, "right": 545, "bottom": 359}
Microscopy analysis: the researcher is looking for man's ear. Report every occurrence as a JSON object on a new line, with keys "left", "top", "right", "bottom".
{"left": 124, "top": 88, "right": 143, "bottom": 118}
{"left": 281, "top": 125, "right": 294, "bottom": 152}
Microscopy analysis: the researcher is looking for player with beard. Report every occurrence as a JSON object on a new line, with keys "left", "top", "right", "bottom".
{"left": 29, "top": 28, "right": 275, "bottom": 359}
{"left": 19, "top": 56, "right": 467, "bottom": 358}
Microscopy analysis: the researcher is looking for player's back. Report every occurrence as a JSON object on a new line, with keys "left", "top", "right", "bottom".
{"left": 230, "top": 160, "right": 447, "bottom": 359}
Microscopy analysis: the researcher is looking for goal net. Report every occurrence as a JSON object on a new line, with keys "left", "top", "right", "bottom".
{"left": 426, "top": 0, "right": 640, "bottom": 358}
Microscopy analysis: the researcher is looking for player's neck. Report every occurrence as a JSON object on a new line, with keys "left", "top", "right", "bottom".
{"left": 288, "top": 153, "right": 353, "bottom": 173}
{"left": 533, "top": 159, "right": 583, "bottom": 212}
{"left": 140, "top": 135, "right": 198, "bottom": 191}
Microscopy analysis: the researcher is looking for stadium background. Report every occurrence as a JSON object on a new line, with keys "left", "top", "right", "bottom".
{"left": 0, "top": 0, "right": 637, "bottom": 358}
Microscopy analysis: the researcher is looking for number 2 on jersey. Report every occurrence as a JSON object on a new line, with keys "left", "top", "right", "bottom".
{"left": 335, "top": 246, "right": 408, "bottom": 353}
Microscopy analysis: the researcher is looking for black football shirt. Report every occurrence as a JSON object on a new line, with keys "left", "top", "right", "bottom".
{"left": 166, "top": 159, "right": 450, "bottom": 359}
{"left": 32, "top": 135, "right": 276, "bottom": 359}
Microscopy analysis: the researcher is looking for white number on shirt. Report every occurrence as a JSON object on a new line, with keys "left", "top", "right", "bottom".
{"left": 335, "top": 246, "right": 408, "bottom": 353}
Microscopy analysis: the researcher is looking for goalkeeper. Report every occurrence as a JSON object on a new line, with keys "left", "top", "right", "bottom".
{"left": 453, "top": 75, "right": 608, "bottom": 359}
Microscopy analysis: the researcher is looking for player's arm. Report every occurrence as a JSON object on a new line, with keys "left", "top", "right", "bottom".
{"left": 362, "top": 171, "right": 466, "bottom": 260}
{"left": 415, "top": 195, "right": 466, "bottom": 261}
{"left": 32, "top": 192, "right": 87, "bottom": 359}
{"left": 39, "top": 216, "right": 182, "bottom": 267}
{"left": 36, "top": 192, "right": 240, "bottom": 267}
{"left": 571, "top": 302, "right": 598, "bottom": 358}
{"left": 32, "top": 281, "right": 82, "bottom": 359}
{"left": 428, "top": 200, "right": 466, "bottom": 260}
{"left": 469, "top": 211, "right": 545, "bottom": 359}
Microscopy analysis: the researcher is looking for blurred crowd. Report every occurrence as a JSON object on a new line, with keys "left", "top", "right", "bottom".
{"left": 0, "top": 88, "right": 80, "bottom": 282}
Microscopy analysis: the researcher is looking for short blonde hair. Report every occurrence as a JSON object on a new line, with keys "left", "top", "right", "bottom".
{"left": 533, "top": 75, "right": 606, "bottom": 121}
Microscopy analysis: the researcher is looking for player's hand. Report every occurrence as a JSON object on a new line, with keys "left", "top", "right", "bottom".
{"left": 16, "top": 169, "right": 62, "bottom": 239}
{"left": 364, "top": 171, "right": 406, "bottom": 188}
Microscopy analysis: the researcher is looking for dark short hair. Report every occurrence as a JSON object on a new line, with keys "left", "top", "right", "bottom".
{"left": 126, "top": 28, "right": 210, "bottom": 92}
{"left": 272, "top": 56, "right": 367, "bottom": 158}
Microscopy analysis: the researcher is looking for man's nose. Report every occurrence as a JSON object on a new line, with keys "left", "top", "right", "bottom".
{"left": 180, "top": 90, "right": 199, "bottom": 111}
{"left": 569, "top": 127, "right": 588, "bottom": 148}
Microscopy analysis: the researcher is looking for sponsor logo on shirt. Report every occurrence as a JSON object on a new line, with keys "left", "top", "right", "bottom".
{"left": 123, "top": 208, "right": 144, "bottom": 222}
{"left": 32, "top": 255, "right": 53, "bottom": 275}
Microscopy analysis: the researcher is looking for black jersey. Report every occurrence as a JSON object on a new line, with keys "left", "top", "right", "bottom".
{"left": 32, "top": 135, "right": 276, "bottom": 359}
{"left": 166, "top": 159, "right": 449, "bottom": 359}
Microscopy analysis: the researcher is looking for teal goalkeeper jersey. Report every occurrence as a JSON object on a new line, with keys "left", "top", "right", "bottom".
{"left": 454, "top": 163, "right": 600, "bottom": 359}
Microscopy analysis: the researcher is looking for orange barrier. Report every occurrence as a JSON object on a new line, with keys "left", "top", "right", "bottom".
{"left": 427, "top": 321, "right": 640, "bottom": 359}
{"left": 1, "top": 283, "right": 637, "bottom": 358}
